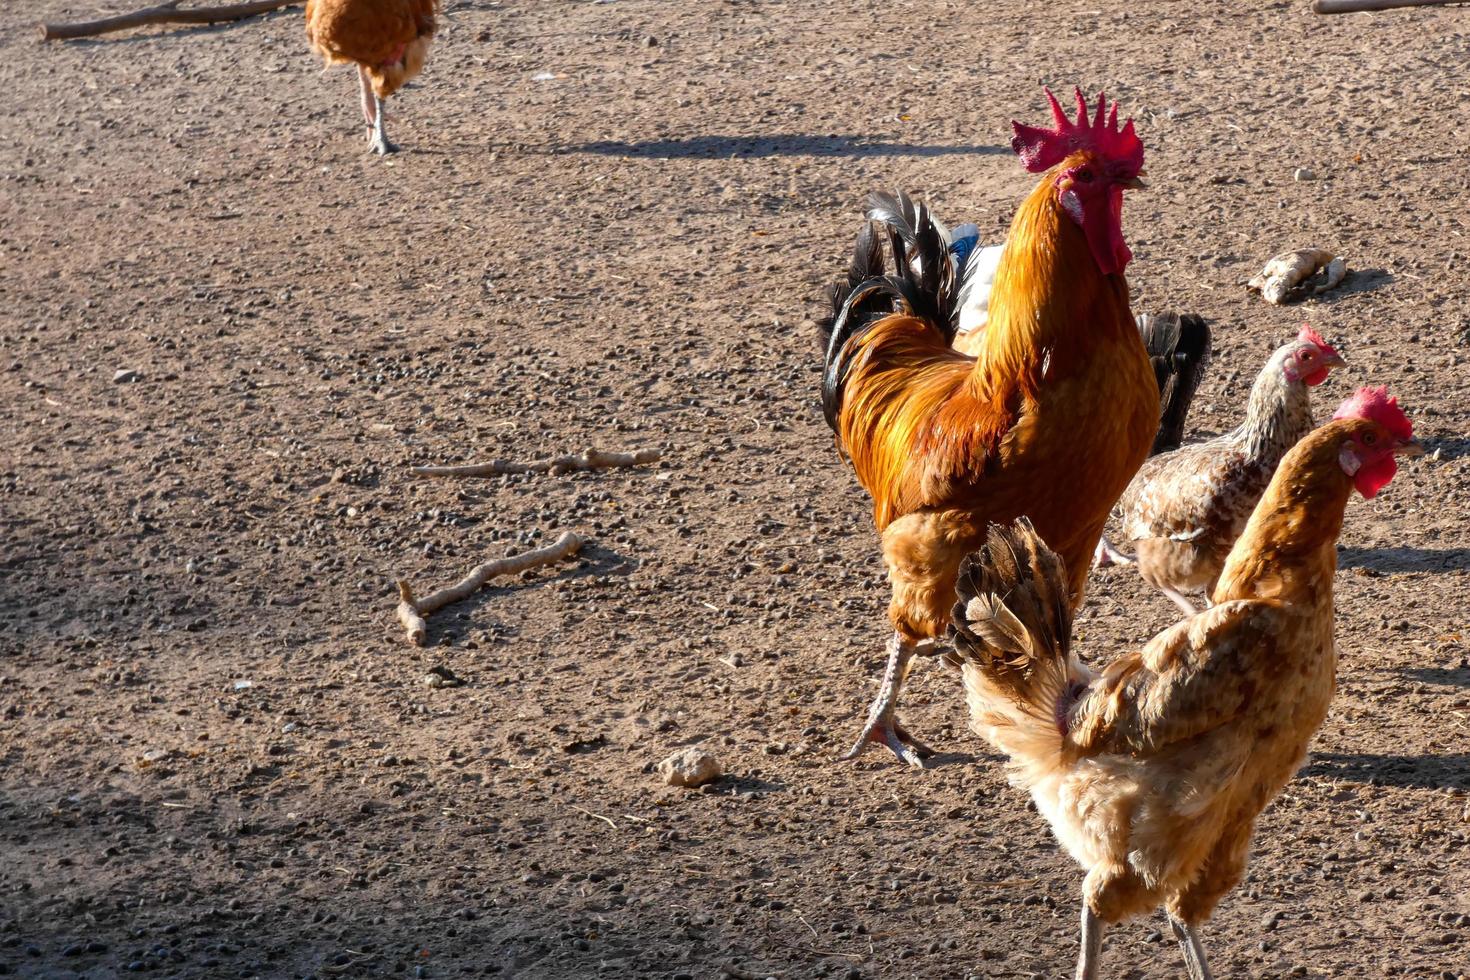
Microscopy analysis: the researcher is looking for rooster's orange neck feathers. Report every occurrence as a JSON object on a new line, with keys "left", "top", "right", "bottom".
{"left": 964, "top": 168, "right": 1136, "bottom": 412}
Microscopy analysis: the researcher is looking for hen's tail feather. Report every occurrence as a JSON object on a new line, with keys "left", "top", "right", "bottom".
{"left": 946, "top": 518, "right": 1074, "bottom": 724}
{"left": 1139, "top": 312, "right": 1213, "bottom": 455}
{"left": 818, "top": 190, "right": 962, "bottom": 432}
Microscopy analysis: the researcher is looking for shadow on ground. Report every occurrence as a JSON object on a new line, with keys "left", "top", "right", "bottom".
{"left": 563, "top": 135, "right": 1010, "bottom": 159}
{"left": 1336, "top": 546, "right": 1470, "bottom": 573}
{"left": 1302, "top": 751, "right": 1470, "bottom": 790}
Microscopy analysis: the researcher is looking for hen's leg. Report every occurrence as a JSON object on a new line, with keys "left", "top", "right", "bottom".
{"left": 1161, "top": 584, "right": 1200, "bottom": 617}
{"left": 368, "top": 93, "right": 397, "bottom": 155}
{"left": 839, "top": 634, "right": 935, "bottom": 768}
{"left": 1092, "top": 536, "right": 1134, "bottom": 568}
{"left": 357, "top": 65, "right": 377, "bottom": 128}
{"left": 1076, "top": 905, "right": 1104, "bottom": 980}
{"left": 1168, "top": 917, "right": 1215, "bottom": 980}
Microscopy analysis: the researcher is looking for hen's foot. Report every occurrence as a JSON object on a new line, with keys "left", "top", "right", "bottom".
{"left": 1093, "top": 536, "right": 1133, "bottom": 567}
{"left": 367, "top": 94, "right": 397, "bottom": 155}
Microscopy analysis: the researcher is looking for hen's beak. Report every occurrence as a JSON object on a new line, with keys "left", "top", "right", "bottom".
{"left": 1394, "top": 438, "right": 1425, "bottom": 457}
{"left": 1322, "top": 351, "right": 1348, "bottom": 370}
{"left": 1122, "top": 173, "right": 1147, "bottom": 191}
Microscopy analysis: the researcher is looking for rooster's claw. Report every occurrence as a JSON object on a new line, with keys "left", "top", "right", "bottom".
{"left": 840, "top": 714, "right": 935, "bottom": 768}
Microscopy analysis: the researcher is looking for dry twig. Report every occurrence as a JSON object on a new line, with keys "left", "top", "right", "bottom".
{"left": 569, "top": 805, "right": 618, "bottom": 830}
{"left": 410, "top": 448, "right": 660, "bottom": 479}
{"left": 1313, "top": 0, "right": 1462, "bottom": 12}
{"left": 38, "top": 0, "right": 299, "bottom": 41}
{"left": 394, "top": 531, "right": 586, "bottom": 646}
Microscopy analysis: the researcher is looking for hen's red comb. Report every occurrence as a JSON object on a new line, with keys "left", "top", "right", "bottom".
{"left": 1011, "top": 87, "right": 1145, "bottom": 176}
{"left": 1297, "top": 324, "right": 1340, "bottom": 360}
{"left": 1333, "top": 386, "right": 1414, "bottom": 441}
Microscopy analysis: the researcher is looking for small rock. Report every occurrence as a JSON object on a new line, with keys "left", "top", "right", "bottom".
{"left": 1293, "top": 168, "right": 1316, "bottom": 181}
{"left": 113, "top": 369, "right": 140, "bottom": 384}
{"left": 643, "top": 35, "right": 659, "bottom": 47}
{"left": 423, "top": 665, "right": 463, "bottom": 689}
{"left": 657, "top": 746, "right": 722, "bottom": 788}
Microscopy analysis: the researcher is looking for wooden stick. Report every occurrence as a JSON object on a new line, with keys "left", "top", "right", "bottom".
{"left": 39, "top": 0, "right": 299, "bottom": 41}
{"left": 410, "top": 448, "right": 660, "bottom": 479}
{"left": 394, "top": 531, "right": 586, "bottom": 646}
{"left": 1313, "top": 0, "right": 1462, "bottom": 13}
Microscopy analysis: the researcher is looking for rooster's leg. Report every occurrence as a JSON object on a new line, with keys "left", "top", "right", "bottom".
{"left": 1161, "top": 585, "right": 1200, "bottom": 617}
{"left": 1093, "top": 536, "right": 1134, "bottom": 567}
{"left": 1168, "top": 917, "right": 1215, "bottom": 980}
{"left": 839, "top": 634, "right": 935, "bottom": 768}
{"left": 1076, "top": 905, "right": 1104, "bottom": 980}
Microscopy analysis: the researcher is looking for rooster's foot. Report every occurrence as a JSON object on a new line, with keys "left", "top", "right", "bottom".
{"left": 839, "top": 635, "right": 936, "bottom": 768}
{"left": 841, "top": 712, "right": 935, "bottom": 768}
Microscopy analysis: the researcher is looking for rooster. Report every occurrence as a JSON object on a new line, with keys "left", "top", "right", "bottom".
{"left": 820, "top": 88, "right": 1159, "bottom": 767}
{"left": 1102, "top": 326, "right": 1345, "bottom": 614}
{"left": 305, "top": 0, "right": 438, "bottom": 154}
{"left": 947, "top": 387, "right": 1419, "bottom": 980}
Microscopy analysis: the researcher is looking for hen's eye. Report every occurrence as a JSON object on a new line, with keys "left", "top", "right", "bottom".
{"left": 1362, "top": 432, "right": 1378, "bottom": 446}
{"left": 1074, "top": 168, "right": 1094, "bottom": 183}
{"left": 1300, "top": 349, "right": 1315, "bottom": 361}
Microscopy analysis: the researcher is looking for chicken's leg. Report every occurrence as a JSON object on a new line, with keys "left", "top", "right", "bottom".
{"left": 358, "top": 65, "right": 397, "bottom": 155}
{"left": 1168, "top": 916, "right": 1215, "bottom": 980}
{"left": 1161, "top": 584, "right": 1200, "bottom": 617}
{"left": 839, "top": 634, "right": 935, "bottom": 768}
{"left": 1093, "top": 535, "right": 1134, "bottom": 567}
{"left": 1076, "top": 905, "right": 1104, "bottom": 980}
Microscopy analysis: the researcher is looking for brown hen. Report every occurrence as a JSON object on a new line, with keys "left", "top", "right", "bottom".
{"left": 948, "top": 386, "right": 1420, "bottom": 979}
{"left": 305, "top": 0, "right": 438, "bottom": 154}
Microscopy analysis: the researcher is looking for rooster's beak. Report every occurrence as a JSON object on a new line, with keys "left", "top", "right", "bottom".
{"left": 1394, "top": 438, "right": 1425, "bottom": 457}
{"left": 1123, "top": 173, "right": 1147, "bottom": 191}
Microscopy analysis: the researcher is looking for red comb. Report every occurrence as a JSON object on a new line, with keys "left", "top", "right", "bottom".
{"left": 1297, "top": 324, "right": 1340, "bottom": 359}
{"left": 1011, "top": 87, "right": 1145, "bottom": 175}
{"left": 1332, "top": 386, "right": 1414, "bottom": 441}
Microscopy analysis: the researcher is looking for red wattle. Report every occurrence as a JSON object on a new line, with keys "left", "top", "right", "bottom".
{"left": 1353, "top": 455, "right": 1398, "bottom": 499}
{"left": 1083, "top": 186, "right": 1130, "bottom": 275}
{"left": 1302, "top": 367, "right": 1330, "bottom": 387}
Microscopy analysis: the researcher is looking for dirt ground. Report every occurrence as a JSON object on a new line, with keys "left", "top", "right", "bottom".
{"left": 2, "top": 1, "right": 1469, "bottom": 977}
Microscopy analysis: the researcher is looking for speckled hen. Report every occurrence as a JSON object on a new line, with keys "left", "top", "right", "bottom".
{"left": 1104, "top": 326, "right": 1345, "bottom": 615}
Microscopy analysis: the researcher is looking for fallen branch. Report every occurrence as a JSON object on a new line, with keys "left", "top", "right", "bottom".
{"left": 1313, "top": 0, "right": 1462, "bottom": 12}
{"left": 38, "top": 0, "right": 299, "bottom": 42}
{"left": 410, "top": 448, "right": 660, "bottom": 479}
{"left": 394, "top": 531, "right": 586, "bottom": 646}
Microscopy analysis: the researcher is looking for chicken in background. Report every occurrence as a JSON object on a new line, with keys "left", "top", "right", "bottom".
{"left": 1101, "top": 326, "right": 1345, "bottom": 614}
{"left": 305, "top": 0, "right": 439, "bottom": 154}
{"left": 819, "top": 89, "right": 1159, "bottom": 767}
{"left": 947, "top": 387, "right": 1420, "bottom": 980}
